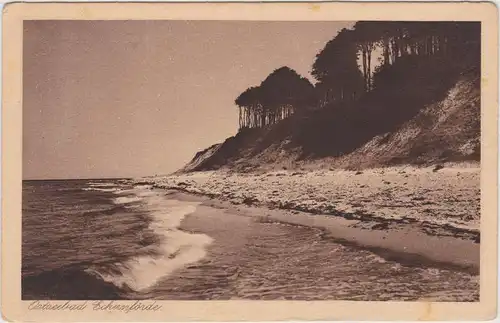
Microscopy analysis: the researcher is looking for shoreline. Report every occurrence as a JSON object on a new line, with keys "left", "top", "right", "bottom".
{"left": 169, "top": 190, "right": 479, "bottom": 275}
{"left": 141, "top": 166, "right": 480, "bottom": 235}
{"left": 137, "top": 165, "right": 480, "bottom": 275}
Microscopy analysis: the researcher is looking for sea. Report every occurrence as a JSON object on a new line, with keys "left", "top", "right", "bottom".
{"left": 22, "top": 179, "right": 479, "bottom": 301}
{"left": 22, "top": 179, "right": 212, "bottom": 300}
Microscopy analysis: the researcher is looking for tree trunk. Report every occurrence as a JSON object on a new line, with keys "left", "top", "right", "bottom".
{"left": 238, "top": 107, "right": 242, "bottom": 129}
{"left": 361, "top": 48, "right": 368, "bottom": 92}
{"left": 253, "top": 104, "right": 258, "bottom": 128}
{"left": 391, "top": 37, "right": 398, "bottom": 62}
{"left": 383, "top": 40, "right": 390, "bottom": 65}
{"left": 367, "top": 49, "right": 372, "bottom": 91}
{"left": 399, "top": 28, "right": 406, "bottom": 56}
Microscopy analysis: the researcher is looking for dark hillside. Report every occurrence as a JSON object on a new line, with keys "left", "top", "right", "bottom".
{"left": 292, "top": 56, "right": 476, "bottom": 159}
{"left": 182, "top": 68, "right": 479, "bottom": 172}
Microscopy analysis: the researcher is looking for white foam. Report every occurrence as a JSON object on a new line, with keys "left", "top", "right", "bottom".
{"left": 110, "top": 185, "right": 152, "bottom": 197}
{"left": 113, "top": 196, "right": 143, "bottom": 205}
{"left": 135, "top": 184, "right": 153, "bottom": 190}
{"left": 94, "top": 187, "right": 213, "bottom": 291}
{"left": 88, "top": 182, "right": 116, "bottom": 188}
{"left": 83, "top": 187, "right": 120, "bottom": 193}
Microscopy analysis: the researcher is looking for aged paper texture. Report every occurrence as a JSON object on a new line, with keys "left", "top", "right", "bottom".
{"left": 2, "top": 1, "right": 498, "bottom": 321}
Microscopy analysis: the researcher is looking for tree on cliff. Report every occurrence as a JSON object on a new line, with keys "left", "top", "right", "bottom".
{"left": 312, "top": 22, "right": 480, "bottom": 104}
{"left": 235, "top": 86, "right": 262, "bottom": 129}
{"left": 311, "top": 28, "right": 364, "bottom": 107}
{"left": 353, "top": 21, "right": 379, "bottom": 92}
{"left": 260, "top": 67, "right": 315, "bottom": 123}
{"left": 235, "top": 67, "right": 314, "bottom": 130}
{"left": 234, "top": 22, "right": 479, "bottom": 131}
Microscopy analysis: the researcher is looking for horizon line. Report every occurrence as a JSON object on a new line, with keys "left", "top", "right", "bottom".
{"left": 23, "top": 176, "right": 137, "bottom": 181}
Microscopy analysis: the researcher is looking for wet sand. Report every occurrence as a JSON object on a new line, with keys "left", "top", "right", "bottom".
{"left": 168, "top": 191, "right": 479, "bottom": 273}
{"left": 140, "top": 191, "right": 479, "bottom": 301}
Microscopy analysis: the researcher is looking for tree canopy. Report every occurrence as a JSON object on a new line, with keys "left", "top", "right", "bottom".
{"left": 235, "top": 66, "right": 314, "bottom": 129}
{"left": 233, "top": 21, "right": 480, "bottom": 131}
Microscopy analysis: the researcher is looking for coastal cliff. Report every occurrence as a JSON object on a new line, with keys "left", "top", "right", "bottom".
{"left": 182, "top": 68, "right": 479, "bottom": 173}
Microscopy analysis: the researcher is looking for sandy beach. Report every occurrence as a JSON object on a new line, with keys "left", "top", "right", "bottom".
{"left": 145, "top": 164, "right": 480, "bottom": 238}
{"left": 132, "top": 165, "right": 480, "bottom": 301}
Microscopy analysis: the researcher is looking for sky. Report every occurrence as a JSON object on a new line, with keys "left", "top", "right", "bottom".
{"left": 23, "top": 20, "right": 353, "bottom": 179}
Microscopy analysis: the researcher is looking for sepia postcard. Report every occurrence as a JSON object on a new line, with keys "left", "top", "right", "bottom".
{"left": 1, "top": 1, "right": 498, "bottom": 322}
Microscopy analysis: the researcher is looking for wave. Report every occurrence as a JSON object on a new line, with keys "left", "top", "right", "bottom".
{"left": 117, "top": 188, "right": 151, "bottom": 196}
{"left": 113, "top": 196, "right": 143, "bottom": 205}
{"left": 83, "top": 187, "right": 121, "bottom": 193}
{"left": 57, "top": 188, "right": 89, "bottom": 192}
{"left": 88, "top": 182, "right": 117, "bottom": 187}
{"left": 91, "top": 188, "right": 213, "bottom": 292}
{"left": 135, "top": 184, "right": 153, "bottom": 190}
{"left": 82, "top": 205, "right": 127, "bottom": 217}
